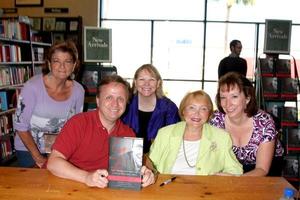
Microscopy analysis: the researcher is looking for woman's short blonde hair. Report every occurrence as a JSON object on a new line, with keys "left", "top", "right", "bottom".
{"left": 179, "top": 90, "right": 213, "bottom": 121}
{"left": 132, "top": 64, "right": 164, "bottom": 98}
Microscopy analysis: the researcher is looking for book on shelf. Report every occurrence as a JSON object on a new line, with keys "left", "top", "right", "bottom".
{"left": 55, "top": 21, "right": 66, "bottom": 31}
{"left": 281, "top": 106, "right": 298, "bottom": 127}
{"left": 0, "top": 139, "right": 13, "bottom": 160}
{"left": 259, "top": 57, "right": 274, "bottom": 76}
{"left": 283, "top": 155, "right": 299, "bottom": 178}
{"left": 0, "top": 90, "right": 18, "bottom": 111}
{"left": 285, "top": 128, "right": 300, "bottom": 150}
{"left": 262, "top": 77, "right": 279, "bottom": 99}
{"left": 33, "top": 47, "right": 44, "bottom": 62}
{"left": 0, "top": 115, "right": 13, "bottom": 136}
{"left": 69, "top": 21, "right": 78, "bottom": 31}
{"left": 43, "top": 18, "right": 56, "bottom": 31}
{"left": 275, "top": 59, "right": 291, "bottom": 77}
{"left": 108, "top": 136, "right": 143, "bottom": 190}
{"left": 280, "top": 78, "right": 298, "bottom": 100}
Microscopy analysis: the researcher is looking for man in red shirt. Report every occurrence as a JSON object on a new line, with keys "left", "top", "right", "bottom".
{"left": 47, "top": 75, "right": 155, "bottom": 188}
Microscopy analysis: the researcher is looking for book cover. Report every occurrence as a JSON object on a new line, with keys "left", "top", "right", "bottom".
{"left": 281, "top": 106, "right": 298, "bottom": 127}
{"left": 259, "top": 57, "right": 274, "bottom": 76}
{"left": 262, "top": 77, "right": 279, "bottom": 99}
{"left": 280, "top": 78, "right": 298, "bottom": 100}
{"left": 285, "top": 128, "right": 300, "bottom": 150}
{"left": 283, "top": 156, "right": 299, "bottom": 178}
{"left": 108, "top": 137, "right": 143, "bottom": 190}
{"left": 275, "top": 59, "right": 291, "bottom": 77}
{"left": 0, "top": 91, "right": 8, "bottom": 111}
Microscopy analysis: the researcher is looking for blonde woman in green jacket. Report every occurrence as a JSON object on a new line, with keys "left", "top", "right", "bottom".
{"left": 149, "top": 90, "right": 243, "bottom": 176}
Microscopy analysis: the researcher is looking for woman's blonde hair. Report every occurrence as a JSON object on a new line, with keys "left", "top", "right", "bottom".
{"left": 132, "top": 64, "right": 164, "bottom": 98}
{"left": 179, "top": 90, "right": 213, "bottom": 121}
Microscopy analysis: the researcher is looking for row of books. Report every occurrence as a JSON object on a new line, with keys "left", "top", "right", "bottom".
{"left": 33, "top": 47, "right": 44, "bottom": 62}
{"left": 0, "top": 139, "right": 13, "bottom": 161}
{"left": 0, "top": 19, "right": 28, "bottom": 41}
{"left": 0, "top": 114, "right": 14, "bottom": 136}
{"left": 29, "top": 17, "right": 79, "bottom": 32}
{"left": 262, "top": 77, "right": 298, "bottom": 100}
{"left": 0, "top": 44, "right": 22, "bottom": 63}
{"left": 0, "top": 66, "right": 32, "bottom": 87}
{"left": 259, "top": 58, "right": 291, "bottom": 77}
{"left": 0, "top": 90, "right": 18, "bottom": 112}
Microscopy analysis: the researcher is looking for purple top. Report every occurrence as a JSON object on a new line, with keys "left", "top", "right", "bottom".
{"left": 209, "top": 110, "right": 284, "bottom": 165}
{"left": 13, "top": 74, "right": 85, "bottom": 153}
{"left": 122, "top": 94, "right": 180, "bottom": 141}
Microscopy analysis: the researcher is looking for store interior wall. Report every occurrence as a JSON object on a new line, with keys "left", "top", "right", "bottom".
{"left": 0, "top": 0, "right": 98, "bottom": 26}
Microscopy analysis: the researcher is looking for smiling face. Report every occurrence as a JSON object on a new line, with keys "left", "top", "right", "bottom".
{"left": 182, "top": 97, "right": 211, "bottom": 129}
{"left": 50, "top": 50, "right": 75, "bottom": 80}
{"left": 134, "top": 69, "right": 160, "bottom": 97}
{"left": 96, "top": 82, "right": 128, "bottom": 126}
{"left": 219, "top": 84, "right": 249, "bottom": 119}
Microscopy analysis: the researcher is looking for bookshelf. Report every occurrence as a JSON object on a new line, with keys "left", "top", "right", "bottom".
{"left": 257, "top": 54, "right": 299, "bottom": 187}
{"left": 29, "top": 16, "right": 83, "bottom": 61}
{"left": 0, "top": 17, "right": 51, "bottom": 165}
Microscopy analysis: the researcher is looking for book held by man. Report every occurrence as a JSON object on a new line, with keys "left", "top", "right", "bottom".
{"left": 108, "top": 136, "right": 143, "bottom": 190}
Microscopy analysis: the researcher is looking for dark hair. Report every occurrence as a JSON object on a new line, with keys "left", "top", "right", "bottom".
{"left": 97, "top": 75, "right": 131, "bottom": 102}
{"left": 43, "top": 41, "right": 80, "bottom": 78}
{"left": 216, "top": 72, "right": 258, "bottom": 117}
{"left": 230, "top": 39, "right": 241, "bottom": 49}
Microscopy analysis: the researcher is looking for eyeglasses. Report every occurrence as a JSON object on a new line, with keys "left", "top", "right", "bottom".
{"left": 51, "top": 59, "right": 74, "bottom": 67}
{"left": 185, "top": 105, "right": 210, "bottom": 114}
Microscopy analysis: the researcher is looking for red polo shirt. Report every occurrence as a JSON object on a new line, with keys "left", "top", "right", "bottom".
{"left": 52, "top": 110, "right": 135, "bottom": 171}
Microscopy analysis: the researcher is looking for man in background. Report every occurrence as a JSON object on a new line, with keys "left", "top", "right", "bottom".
{"left": 218, "top": 39, "right": 247, "bottom": 79}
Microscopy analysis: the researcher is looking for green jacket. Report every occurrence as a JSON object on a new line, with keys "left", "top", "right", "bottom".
{"left": 149, "top": 121, "right": 243, "bottom": 175}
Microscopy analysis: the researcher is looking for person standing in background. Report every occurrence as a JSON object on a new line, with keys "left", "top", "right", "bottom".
{"left": 122, "top": 64, "right": 180, "bottom": 153}
{"left": 14, "top": 41, "right": 85, "bottom": 168}
{"left": 218, "top": 39, "right": 247, "bottom": 79}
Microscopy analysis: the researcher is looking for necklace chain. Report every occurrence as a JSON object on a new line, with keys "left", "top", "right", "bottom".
{"left": 182, "top": 138, "right": 196, "bottom": 168}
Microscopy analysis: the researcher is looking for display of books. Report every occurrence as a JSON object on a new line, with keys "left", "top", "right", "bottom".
{"left": 81, "top": 69, "right": 99, "bottom": 95}
{"left": 283, "top": 156, "right": 299, "bottom": 178}
{"left": 262, "top": 77, "right": 279, "bottom": 99}
{"left": 275, "top": 59, "right": 291, "bottom": 77}
{"left": 108, "top": 137, "right": 143, "bottom": 190}
{"left": 259, "top": 57, "right": 274, "bottom": 76}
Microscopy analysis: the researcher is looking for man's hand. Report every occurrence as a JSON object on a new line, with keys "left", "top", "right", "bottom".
{"left": 141, "top": 166, "right": 155, "bottom": 187}
{"left": 85, "top": 169, "right": 109, "bottom": 188}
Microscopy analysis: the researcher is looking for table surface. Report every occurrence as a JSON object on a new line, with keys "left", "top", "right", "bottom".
{"left": 0, "top": 167, "right": 297, "bottom": 200}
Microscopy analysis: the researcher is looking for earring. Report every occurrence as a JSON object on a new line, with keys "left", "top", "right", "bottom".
{"left": 70, "top": 73, "right": 75, "bottom": 80}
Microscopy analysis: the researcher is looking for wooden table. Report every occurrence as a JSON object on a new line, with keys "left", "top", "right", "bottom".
{"left": 0, "top": 167, "right": 296, "bottom": 200}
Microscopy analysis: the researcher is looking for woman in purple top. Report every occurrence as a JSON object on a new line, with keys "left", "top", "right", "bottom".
{"left": 210, "top": 72, "right": 283, "bottom": 176}
{"left": 122, "top": 64, "right": 180, "bottom": 153}
{"left": 14, "top": 41, "right": 85, "bottom": 168}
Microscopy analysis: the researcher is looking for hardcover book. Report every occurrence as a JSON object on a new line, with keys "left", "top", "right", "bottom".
{"left": 281, "top": 106, "right": 298, "bottom": 127}
{"left": 262, "top": 77, "right": 279, "bottom": 99}
{"left": 283, "top": 156, "right": 299, "bottom": 178}
{"left": 275, "top": 59, "right": 291, "bottom": 77}
{"left": 279, "top": 78, "right": 298, "bottom": 100}
{"left": 108, "top": 137, "right": 143, "bottom": 190}
{"left": 285, "top": 128, "right": 300, "bottom": 150}
{"left": 259, "top": 57, "right": 274, "bottom": 76}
